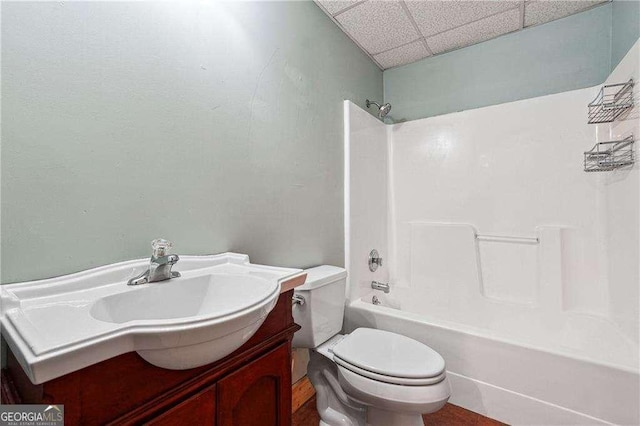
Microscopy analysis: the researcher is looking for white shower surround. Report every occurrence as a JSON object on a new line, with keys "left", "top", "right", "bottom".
{"left": 344, "top": 41, "right": 639, "bottom": 425}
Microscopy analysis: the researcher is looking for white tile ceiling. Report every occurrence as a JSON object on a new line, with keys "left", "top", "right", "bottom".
{"left": 315, "top": 0, "right": 610, "bottom": 70}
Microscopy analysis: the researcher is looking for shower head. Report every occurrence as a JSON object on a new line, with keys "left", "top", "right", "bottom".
{"left": 379, "top": 102, "right": 391, "bottom": 117}
{"left": 366, "top": 99, "right": 391, "bottom": 118}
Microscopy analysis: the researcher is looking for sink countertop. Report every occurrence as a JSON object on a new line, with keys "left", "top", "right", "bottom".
{"left": 0, "top": 252, "right": 306, "bottom": 384}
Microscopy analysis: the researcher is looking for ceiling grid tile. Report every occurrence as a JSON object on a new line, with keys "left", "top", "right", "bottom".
{"left": 313, "top": 0, "right": 611, "bottom": 70}
{"left": 405, "top": 0, "right": 521, "bottom": 37}
{"left": 426, "top": 7, "right": 522, "bottom": 55}
{"left": 317, "top": 0, "right": 363, "bottom": 16}
{"left": 374, "top": 39, "right": 431, "bottom": 69}
{"left": 524, "top": 0, "right": 608, "bottom": 27}
{"left": 335, "top": 0, "right": 420, "bottom": 54}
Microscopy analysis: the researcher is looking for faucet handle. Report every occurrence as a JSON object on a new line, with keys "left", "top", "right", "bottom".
{"left": 368, "top": 249, "right": 383, "bottom": 272}
{"left": 151, "top": 238, "right": 173, "bottom": 257}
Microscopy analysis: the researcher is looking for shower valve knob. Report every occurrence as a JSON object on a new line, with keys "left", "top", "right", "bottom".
{"left": 368, "top": 249, "right": 383, "bottom": 272}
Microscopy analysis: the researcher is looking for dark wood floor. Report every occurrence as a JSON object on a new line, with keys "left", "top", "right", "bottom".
{"left": 292, "top": 396, "right": 506, "bottom": 426}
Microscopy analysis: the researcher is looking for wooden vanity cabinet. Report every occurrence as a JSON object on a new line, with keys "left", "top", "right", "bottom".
{"left": 217, "top": 342, "right": 291, "bottom": 426}
{"left": 145, "top": 385, "right": 217, "bottom": 426}
{"left": 1, "top": 288, "right": 302, "bottom": 426}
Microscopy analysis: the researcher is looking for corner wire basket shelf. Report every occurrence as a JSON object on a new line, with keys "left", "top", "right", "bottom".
{"left": 588, "top": 79, "right": 634, "bottom": 124}
{"left": 584, "top": 135, "right": 635, "bottom": 172}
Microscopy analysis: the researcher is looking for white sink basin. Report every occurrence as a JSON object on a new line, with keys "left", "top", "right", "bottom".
{"left": 0, "top": 253, "right": 304, "bottom": 384}
{"left": 89, "top": 274, "right": 275, "bottom": 324}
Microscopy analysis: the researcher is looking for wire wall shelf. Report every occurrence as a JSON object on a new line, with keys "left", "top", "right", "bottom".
{"left": 584, "top": 135, "right": 635, "bottom": 172}
{"left": 588, "top": 79, "right": 634, "bottom": 124}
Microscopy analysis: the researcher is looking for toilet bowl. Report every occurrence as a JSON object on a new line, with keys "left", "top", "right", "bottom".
{"left": 293, "top": 266, "right": 450, "bottom": 426}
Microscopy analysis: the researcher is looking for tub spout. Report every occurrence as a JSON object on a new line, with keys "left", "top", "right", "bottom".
{"left": 371, "top": 281, "right": 390, "bottom": 293}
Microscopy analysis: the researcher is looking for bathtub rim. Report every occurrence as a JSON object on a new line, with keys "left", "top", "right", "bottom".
{"left": 348, "top": 297, "right": 640, "bottom": 375}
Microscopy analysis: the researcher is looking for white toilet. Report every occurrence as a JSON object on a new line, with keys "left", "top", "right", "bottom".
{"left": 293, "top": 265, "right": 450, "bottom": 426}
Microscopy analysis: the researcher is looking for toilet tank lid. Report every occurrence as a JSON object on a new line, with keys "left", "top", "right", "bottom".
{"left": 297, "top": 265, "right": 347, "bottom": 290}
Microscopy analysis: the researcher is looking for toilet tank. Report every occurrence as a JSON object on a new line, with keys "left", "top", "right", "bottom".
{"left": 292, "top": 265, "right": 348, "bottom": 349}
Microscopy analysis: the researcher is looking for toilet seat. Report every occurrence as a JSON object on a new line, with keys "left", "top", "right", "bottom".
{"left": 334, "top": 356, "right": 446, "bottom": 386}
{"left": 336, "top": 364, "right": 451, "bottom": 415}
{"left": 332, "top": 328, "right": 446, "bottom": 383}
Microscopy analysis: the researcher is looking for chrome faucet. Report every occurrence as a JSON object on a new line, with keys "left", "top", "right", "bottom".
{"left": 371, "top": 281, "right": 390, "bottom": 293}
{"left": 127, "top": 239, "right": 181, "bottom": 285}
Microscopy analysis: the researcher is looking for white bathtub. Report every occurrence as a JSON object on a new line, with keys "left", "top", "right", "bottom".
{"left": 344, "top": 291, "right": 640, "bottom": 425}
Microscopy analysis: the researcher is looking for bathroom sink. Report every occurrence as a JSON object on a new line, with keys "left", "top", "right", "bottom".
{"left": 89, "top": 273, "right": 276, "bottom": 324}
{"left": 0, "top": 253, "right": 304, "bottom": 384}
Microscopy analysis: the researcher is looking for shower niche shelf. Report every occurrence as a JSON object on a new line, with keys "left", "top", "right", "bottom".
{"left": 584, "top": 135, "right": 634, "bottom": 172}
{"left": 587, "top": 79, "right": 634, "bottom": 124}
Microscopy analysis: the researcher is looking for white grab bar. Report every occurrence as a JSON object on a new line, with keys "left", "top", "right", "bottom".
{"left": 476, "top": 234, "right": 539, "bottom": 244}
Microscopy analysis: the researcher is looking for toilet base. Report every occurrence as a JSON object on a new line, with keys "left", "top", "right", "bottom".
{"left": 307, "top": 350, "right": 446, "bottom": 426}
{"left": 308, "top": 351, "right": 367, "bottom": 426}
{"left": 315, "top": 407, "right": 425, "bottom": 426}
{"left": 367, "top": 407, "right": 424, "bottom": 426}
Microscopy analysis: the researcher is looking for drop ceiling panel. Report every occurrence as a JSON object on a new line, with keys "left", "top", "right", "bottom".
{"left": 314, "top": 0, "right": 611, "bottom": 70}
{"left": 524, "top": 0, "right": 607, "bottom": 27}
{"left": 335, "top": 0, "right": 420, "bottom": 54}
{"left": 427, "top": 7, "right": 522, "bottom": 55}
{"left": 317, "top": 0, "right": 362, "bottom": 15}
{"left": 374, "top": 40, "right": 431, "bottom": 69}
{"left": 405, "top": 0, "right": 520, "bottom": 37}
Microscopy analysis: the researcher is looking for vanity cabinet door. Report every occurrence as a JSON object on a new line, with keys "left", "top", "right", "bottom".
{"left": 217, "top": 343, "right": 291, "bottom": 426}
{"left": 145, "top": 385, "right": 216, "bottom": 426}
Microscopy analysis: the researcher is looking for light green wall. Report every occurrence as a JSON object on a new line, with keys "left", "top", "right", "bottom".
{"left": 383, "top": 4, "right": 613, "bottom": 122}
{"left": 0, "top": 1, "right": 382, "bottom": 283}
{"left": 612, "top": 0, "right": 640, "bottom": 71}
